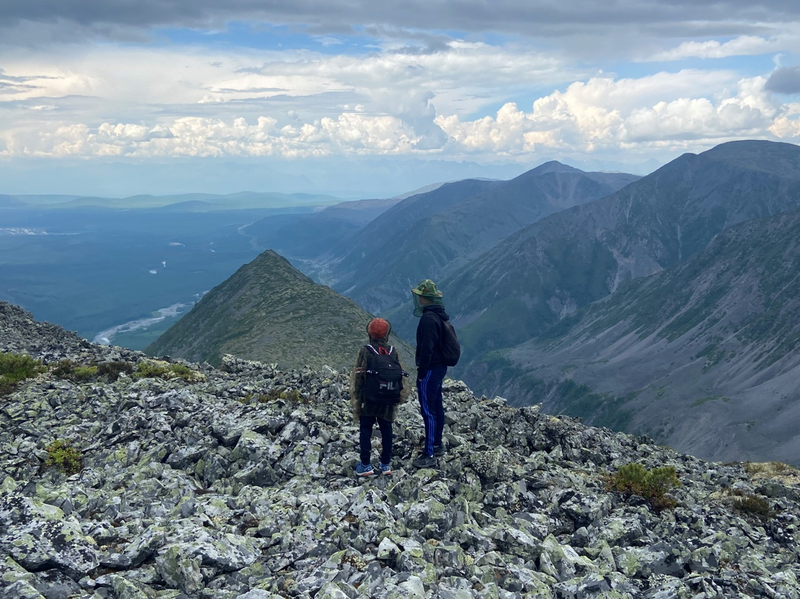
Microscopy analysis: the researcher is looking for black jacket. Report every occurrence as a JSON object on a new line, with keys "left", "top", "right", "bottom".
{"left": 415, "top": 305, "right": 449, "bottom": 377}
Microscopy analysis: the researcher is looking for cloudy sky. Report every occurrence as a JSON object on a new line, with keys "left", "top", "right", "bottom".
{"left": 2, "top": 1, "right": 800, "bottom": 197}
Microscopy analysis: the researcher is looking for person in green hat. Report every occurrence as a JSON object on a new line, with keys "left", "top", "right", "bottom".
{"left": 410, "top": 278, "right": 449, "bottom": 468}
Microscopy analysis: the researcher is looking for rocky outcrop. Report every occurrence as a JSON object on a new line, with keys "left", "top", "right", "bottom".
{"left": 1, "top": 303, "right": 799, "bottom": 598}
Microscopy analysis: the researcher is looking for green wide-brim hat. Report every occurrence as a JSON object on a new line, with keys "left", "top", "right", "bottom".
{"left": 411, "top": 279, "right": 443, "bottom": 299}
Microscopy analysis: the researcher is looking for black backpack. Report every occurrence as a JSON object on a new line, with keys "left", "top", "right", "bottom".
{"left": 437, "top": 317, "right": 461, "bottom": 367}
{"left": 363, "top": 345, "right": 407, "bottom": 405}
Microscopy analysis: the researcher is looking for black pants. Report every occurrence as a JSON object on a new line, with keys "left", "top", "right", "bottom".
{"left": 359, "top": 415, "right": 393, "bottom": 465}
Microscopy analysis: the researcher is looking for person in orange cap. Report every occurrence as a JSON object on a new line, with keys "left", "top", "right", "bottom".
{"left": 350, "top": 318, "right": 410, "bottom": 476}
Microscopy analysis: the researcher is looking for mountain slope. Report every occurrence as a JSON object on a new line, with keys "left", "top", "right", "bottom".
{"left": 146, "top": 250, "right": 414, "bottom": 371}
{"left": 445, "top": 140, "right": 800, "bottom": 373}
{"left": 329, "top": 163, "right": 639, "bottom": 313}
{"left": 489, "top": 207, "right": 800, "bottom": 463}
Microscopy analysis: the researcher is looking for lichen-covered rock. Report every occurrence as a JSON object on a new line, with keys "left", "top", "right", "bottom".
{"left": 1, "top": 304, "right": 799, "bottom": 597}
{"left": 0, "top": 493, "right": 99, "bottom": 578}
{"left": 155, "top": 545, "right": 204, "bottom": 595}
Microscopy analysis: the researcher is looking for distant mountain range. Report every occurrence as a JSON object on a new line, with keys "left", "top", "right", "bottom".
{"left": 1, "top": 191, "right": 343, "bottom": 212}
{"left": 244, "top": 197, "right": 404, "bottom": 261}
{"left": 147, "top": 250, "right": 415, "bottom": 373}
{"left": 326, "top": 162, "right": 639, "bottom": 314}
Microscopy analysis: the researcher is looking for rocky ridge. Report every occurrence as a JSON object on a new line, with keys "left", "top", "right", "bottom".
{"left": 2, "top": 302, "right": 800, "bottom": 598}
{"left": 144, "top": 251, "right": 415, "bottom": 373}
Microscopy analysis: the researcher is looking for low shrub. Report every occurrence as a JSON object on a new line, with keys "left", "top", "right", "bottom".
{"left": 97, "top": 361, "right": 134, "bottom": 381}
{"left": 133, "top": 360, "right": 203, "bottom": 382}
{"left": 45, "top": 439, "right": 82, "bottom": 475}
{"left": 52, "top": 360, "right": 98, "bottom": 382}
{"left": 744, "top": 461, "right": 797, "bottom": 477}
{"left": 728, "top": 489, "right": 773, "bottom": 520}
{"left": 606, "top": 462, "right": 681, "bottom": 511}
{"left": 0, "top": 352, "right": 44, "bottom": 395}
{"left": 253, "top": 387, "right": 305, "bottom": 403}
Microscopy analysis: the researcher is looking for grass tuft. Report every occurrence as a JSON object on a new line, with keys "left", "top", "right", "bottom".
{"left": 606, "top": 462, "right": 681, "bottom": 511}
{"left": 45, "top": 439, "right": 82, "bottom": 475}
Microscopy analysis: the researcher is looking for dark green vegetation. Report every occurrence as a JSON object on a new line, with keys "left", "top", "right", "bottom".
{"left": 0, "top": 352, "right": 44, "bottom": 395}
{"left": 52, "top": 359, "right": 133, "bottom": 382}
{"left": 727, "top": 489, "right": 773, "bottom": 520}
{"left": 147, "top": 250, "right": 415, "bottom": 372}
{"left": 52, "top": 360, "right": 98, "bottom": 382}
{"left": 606, "top": 463, "right": 681, "bottom": 512}
{"left": 553, "top": 380, "right": 634, "bottom": 431}
{"left": 132, "top": 360, "right": 203, "bottom": 382}
{"left": 44, "top": 439, "right": 82, "bottom": 475}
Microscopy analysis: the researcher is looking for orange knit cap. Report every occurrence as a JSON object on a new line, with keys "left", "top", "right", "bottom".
{"left": 367, "top": 318, "right": 391, "bottom": 340}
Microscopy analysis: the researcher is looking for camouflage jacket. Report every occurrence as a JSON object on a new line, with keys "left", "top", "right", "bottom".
{"left": 349, "top": 340, "right": 411, "bottom": 422}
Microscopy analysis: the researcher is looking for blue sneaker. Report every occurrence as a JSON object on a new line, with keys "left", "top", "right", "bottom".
{"left": 355, "top": 462, "right": 374, "bottom": 477}
{"left": 379, "top": 463, "right": 392, "bottom": 475}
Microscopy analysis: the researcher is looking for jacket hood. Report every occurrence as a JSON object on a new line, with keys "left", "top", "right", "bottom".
{"left": 423, "top": 305, "right": 450, "bottom": 321}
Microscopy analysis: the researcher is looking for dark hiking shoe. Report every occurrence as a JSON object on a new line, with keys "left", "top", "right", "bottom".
{"left": 412, "top": 454, "right": 436, "bottom": 469}
{"left": 379, "top": 463, "right": 392, "bottom": 475}
{"left": 433, "top": 444, "right": 446, "bottom": 457}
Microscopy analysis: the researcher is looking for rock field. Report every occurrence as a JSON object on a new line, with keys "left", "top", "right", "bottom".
{"left": 1, "top": 302, "right": 799, "bottom": 598}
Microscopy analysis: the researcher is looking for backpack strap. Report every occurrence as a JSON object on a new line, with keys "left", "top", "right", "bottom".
{"left": 365, "top": 344, "right": 394, "bottom": 355}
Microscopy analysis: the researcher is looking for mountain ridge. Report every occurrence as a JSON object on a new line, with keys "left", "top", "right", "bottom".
{"left": 329, "top": 165, "right": 639, "bottom": 313}
{"left": 146, "top": 250, "right": 415, "bottom": 372}
{"left": 442, "top": 140, "right": 800, "bottom": 377}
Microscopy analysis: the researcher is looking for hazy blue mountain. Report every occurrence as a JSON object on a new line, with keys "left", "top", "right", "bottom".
{"left": 244, "top": 197, "right": 403, "bottom": 261}
{"left": 0, "top": 194, "right": 81, "bottom": 206}
{"left": 444, "top": 140, "right": 800, "bottom": 369}
{"left": 485, "top": 207, "right": 800, "bottom": 463}
{"left": 5, "top": 192, "right": 342, "bottom": 211}
{"left": 328, "top": 163, "right": 639, "bottom": 313}
{"left": 147, "top": 250, "right": 415, "bottom": 372}
{"left": 0, "top": 195, "right": 25, "bottom": 208}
